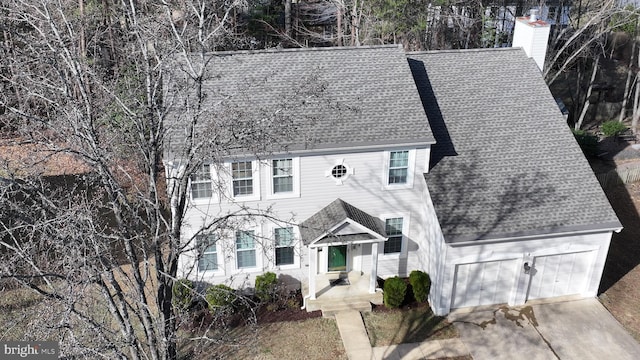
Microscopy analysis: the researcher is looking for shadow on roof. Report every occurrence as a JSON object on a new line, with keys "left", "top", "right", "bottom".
{"left": 408, "top": 58, "right": 457, "bottom": 170}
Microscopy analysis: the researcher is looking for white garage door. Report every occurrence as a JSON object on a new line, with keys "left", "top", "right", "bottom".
{"left": 527, "top": 251, "right": 594, "bottom": 300}
{"left": 452, "top": 259, "right": 519, "bottom": 309}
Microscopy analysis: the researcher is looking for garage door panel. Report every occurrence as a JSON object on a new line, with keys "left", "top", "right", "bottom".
{"left": 527, "top": 251, "right": 593, "bottom": 300}
{"left": 452, "top": 259, "right": 518, "bottom": 309}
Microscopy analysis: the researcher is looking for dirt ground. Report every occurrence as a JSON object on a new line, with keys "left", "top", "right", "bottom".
{"left": 600, "top": 180, "right": 640, "bottom": 341}
{"left": 591, "top": 130, "right": 640, "bottom": 342}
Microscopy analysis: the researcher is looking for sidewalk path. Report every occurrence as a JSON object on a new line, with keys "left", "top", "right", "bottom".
{"left": 334, "top": 310, "right": 469, "bottom": 360}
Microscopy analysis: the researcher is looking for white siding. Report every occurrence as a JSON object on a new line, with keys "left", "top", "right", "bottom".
{"left": 431, "top": 231, "right": 614, "bottom": 316}
{"left": 178, "top": 147, "right": 433, "bottom": 288}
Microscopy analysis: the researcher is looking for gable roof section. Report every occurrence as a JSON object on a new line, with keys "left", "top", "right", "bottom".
{"left": 409, "top": 48, "right": 621, "bottom": 243}
{"left": 299, "top": 198, "right": 386, "bottom": 246}
{"left": 164, "top": 45, "right": 434, "bottom": 157}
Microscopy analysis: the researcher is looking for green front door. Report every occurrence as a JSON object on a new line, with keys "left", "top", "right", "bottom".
{"left": 328, "top": 245, "right": 347, "bottom": 272}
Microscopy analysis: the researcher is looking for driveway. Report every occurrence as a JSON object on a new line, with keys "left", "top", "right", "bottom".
{"left": 449, "top": 298, "right": 640, "bottom": 360}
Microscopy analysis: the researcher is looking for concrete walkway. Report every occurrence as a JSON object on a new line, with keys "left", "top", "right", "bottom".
{"left": 334, "top": 310, "right": 469, "bottom": 360}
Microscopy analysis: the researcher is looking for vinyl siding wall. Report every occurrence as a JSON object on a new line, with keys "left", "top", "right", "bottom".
{"left": 177, "top": 146, "right": 437, "bottom": 289}
{"left": 430, "top": 231, "right": 613, "bottom": 316}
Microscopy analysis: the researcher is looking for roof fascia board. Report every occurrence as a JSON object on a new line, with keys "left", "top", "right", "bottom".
{"left": 447, "top": 223, "right": 623, "bottom": 246}
{"left": 309, "top": 217, "right": 387, "bottom": 247}
{"left": 213, "top": 141, "right": 433, "bottom": 161}
{"left": 310, "top": 238, "right": 384, "bottom": 247}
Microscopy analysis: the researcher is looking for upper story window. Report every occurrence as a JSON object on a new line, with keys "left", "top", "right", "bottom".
{"left": 236, "top": 230, "right": 257, "bottom": 269}
{"left": 272, "top": 159, "right": 293, "bottom": 193}
{"left": 190, "top": 164, "right": 213, "bottom": 199}
{"left": 267, "top": 157, "right": 300, "bottom": 199}
{"left": 388, "top": 151, "right": 409, "bottom": 184}
{"left": 197, "top": 234, "right": 218, "bottom": 271}
{"left": 384, "top": 217, "right": 403, "bottom": 254}
{"left": 275, "top": 227, "right": 295, "bottom": 266}
{"left": 383, "top": 149, "right": 415, "bottom": 189}
{"left": 232, "top": 161, "right": 253, "bottom": 196}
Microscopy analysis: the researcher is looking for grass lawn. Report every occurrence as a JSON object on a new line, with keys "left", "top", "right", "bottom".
{"left": 179, "top": 317, "right": 347, "bottom": 360}
{"left": 362, "top": 305, "right": 458, "bottom": 347}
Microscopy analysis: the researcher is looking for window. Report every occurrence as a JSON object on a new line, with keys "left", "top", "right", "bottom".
{"left": 272, "top": 159, "right": 293, "bottom": 193}
{"left": 275, "top": 227, "right": 294, "bottom": 266}
{"left": 388, "top": 151, "right": 409, "bottom": 184}
{"left": 191, "top": 164, "right": 212, "bottom": 199}
{"left": 232, "top": 161, "right": 253, "bottom": 196}
{"left": 325, "top": 159, "right": 354, "bottom": 185}
{"left": 384, "top": 218, "right": 403, "bottom": 254}
{"left": 197, "top": 234, "right": 218, "bottom": 271}
{"left": 331, "top": 165, "right": 347, "bottom": 179}
{"left": 236, "top": 230, "right": 256, "bottom": 269}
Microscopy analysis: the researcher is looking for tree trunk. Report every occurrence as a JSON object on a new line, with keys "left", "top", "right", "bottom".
{"left": 336, "top": 5, "right": 343, "bottom": 46}
{"left": 575, "top": 56, "right": 600, "bottom": 130}
{"left": 285, "top": 0, "right": 291, "bottom": 37}
{"left": 620, "top": 37, "right": 637, "bottom": 122}
{"left": 633, "top": 48, "right": 640, "bottom": 133}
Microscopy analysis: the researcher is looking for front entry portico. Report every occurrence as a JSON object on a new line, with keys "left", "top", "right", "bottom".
{"left": 299, "top": 199, "right": 389, "bottom": 302}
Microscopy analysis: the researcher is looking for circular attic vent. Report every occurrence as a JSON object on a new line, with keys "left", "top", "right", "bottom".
{"left": 325, "top": 160, "right": 354, "bottom": 185}
{"left": 331, "top": 164, "right": 348, "bottom": 179}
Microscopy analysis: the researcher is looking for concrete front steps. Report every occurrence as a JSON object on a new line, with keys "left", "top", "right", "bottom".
{"left": 305, "top": 290, "right": 384, "bottom": 316}
{"left": 320, "top": 300, "right": 373, "bottom": 318}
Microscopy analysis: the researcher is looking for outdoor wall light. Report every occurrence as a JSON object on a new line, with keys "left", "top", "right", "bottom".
{"left": 524, "top": 262, "right": 531, "bottom": 274}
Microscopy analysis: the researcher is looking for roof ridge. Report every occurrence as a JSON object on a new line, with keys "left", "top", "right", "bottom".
{"left": 207, "top": 44, "right": 403, "bottom": 57}
{"left": 408, "top": 47, "right": 521, "bottom": 56}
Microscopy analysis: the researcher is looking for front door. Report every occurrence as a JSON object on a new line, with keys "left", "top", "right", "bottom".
{"left": 328, "top": 245, "right": 347, "bottom": 272}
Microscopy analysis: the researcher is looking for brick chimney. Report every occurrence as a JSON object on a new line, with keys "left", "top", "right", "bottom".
{"left": 512, "top": 9, "right": 551, "bottom": 72}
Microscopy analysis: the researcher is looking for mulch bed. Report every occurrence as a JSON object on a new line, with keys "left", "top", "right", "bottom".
{"left": 257, "top": 306, "right": 322, "bottom": 323}
{"left": 256, "top": 291, "right": 322, "bottom": 324}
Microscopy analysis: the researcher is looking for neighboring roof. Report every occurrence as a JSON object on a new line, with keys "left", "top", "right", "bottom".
{"left": 164, "top": 45, "right": 434, "bottom": 157}
{"left": 299, "top": 198, "right": 386, "bottom": 245}
{"left": 409, "top": 48, "right": 621, "bottom": 243}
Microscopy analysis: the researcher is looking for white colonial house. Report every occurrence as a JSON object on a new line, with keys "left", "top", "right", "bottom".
{"left": 164, "top": 17, "right": 621, "bottom": 316}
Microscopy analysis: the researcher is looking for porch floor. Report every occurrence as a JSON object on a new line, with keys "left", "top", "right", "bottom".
{"left": 303, "top": 271, "right": 383, "bottom": 314}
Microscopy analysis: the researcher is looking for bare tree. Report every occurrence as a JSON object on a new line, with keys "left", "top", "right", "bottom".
{"left": 0, "top": 0, "right": 329, "bottom": 358}
{"left": 543, "top": 0, "right": 628, "bottom": 86}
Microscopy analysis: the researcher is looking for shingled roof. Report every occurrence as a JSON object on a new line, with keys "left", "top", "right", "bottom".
{"left": 299, "top": 199, "right": 386, "bottom": 245}
{"left": 409, "top": 48, "right": 621, "bottom": 242}
{"left": 164, "top": 45, "right": 434, "bottom": 157}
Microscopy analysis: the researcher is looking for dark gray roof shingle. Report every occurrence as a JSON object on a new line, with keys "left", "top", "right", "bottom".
{"left": 409, "top": 48, "right": 621, "bottom": 242}
{"left": 165, "top": 45, "right": 434, "bottom": 157}
{"left": 299, "top": 199, "right": 386, "bottom": 245}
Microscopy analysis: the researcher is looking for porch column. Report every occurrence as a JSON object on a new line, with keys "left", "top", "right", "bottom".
{"left": 370, "top": 242, "right": 379, "bottom": 294}
{"left": 309, "top": 247, "right": 317, "bottom": 300}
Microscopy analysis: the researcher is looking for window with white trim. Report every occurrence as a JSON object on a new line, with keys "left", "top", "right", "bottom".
{"left": 272, "top": 159, "right": 293, "bottom": 193}
{"left": 388, "top": 151, "right": 409, "bottom": 184}
{"left": 232, "top": 161, "right": 253, "bottom": 196}
{"left": 197, "top": 234, "right": 218, "bottom": 271}
{"left": 384, "top": 218, "right": 403, "bottom": 254}
{"left": 274, "top": 227, "right": 294, "bottom": 266}
{"left": 190, "top": 164, "right": 213, "bottom": 199}
{"left": 236, "top": 230, "right": 256, "bottom": 269}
